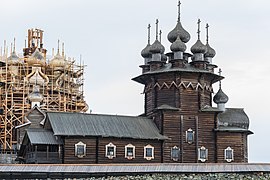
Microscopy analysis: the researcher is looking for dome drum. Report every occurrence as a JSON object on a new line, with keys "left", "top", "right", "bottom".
{"left": 151, "top": 53, "right": 162, "bottom": 62}
{"left": 192, "top": 53, "right": 205, "bottom": 61}
{"left": 173, "top": 51, "right": 183, "bottom": 60}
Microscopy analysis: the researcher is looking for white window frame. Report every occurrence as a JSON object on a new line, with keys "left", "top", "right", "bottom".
{"left": 186, "top": 128, "right": 194, "bottom": 144}
{"left": 171, "top": 146, "right": 180, "bottom": 161}
{"left": 224, "top": 147, "right": 234, "bottom": 162}
{"left": 105, "top": 142, "right": 116, "bottom": 159}
{"left": 144, "top": 144, "right": 154, "bottom": 160}
{"left": 198, "top": 146, "right": 208, "bottom": 162}
{"left": 125, "top": 144, "right": 135, "bottom": 160}
{"left": 75, "top": 141, "right": 86, "bottom": 158}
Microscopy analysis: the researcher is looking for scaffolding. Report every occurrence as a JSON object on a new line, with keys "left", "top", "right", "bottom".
{"left": 0, "top": 28, "right": 88, "bottom": 152}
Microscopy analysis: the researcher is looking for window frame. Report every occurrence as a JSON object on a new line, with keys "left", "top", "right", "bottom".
{"left": 144, "top": 144, "right": 154, "bottom": 160}
{"left": 75, "top": 141, "right": 86, "bottom": 158}
{"left": 198, "top": 146, "right": 208, "bottom": 162}
{"left": 186, "top": 128, "right": 194, "bottom": 144}
{"left": 224, "top": 146, "right": 234, "bottom": 162}
{"left": 171, "top": 146, "right": 180, "bottom": 161}
{"left": 125, "top": 144, "right": 135, "bottom": 160}
{"left": 105, "top": 142, "right": 116, "bottom": 159}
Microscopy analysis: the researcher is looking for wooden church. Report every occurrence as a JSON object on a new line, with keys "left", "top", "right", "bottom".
{"left": 17, "top": 1, "right": 253, "bottom": 164}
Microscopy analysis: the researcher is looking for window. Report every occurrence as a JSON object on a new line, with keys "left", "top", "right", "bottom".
{"left": 186, "top": 128, "right": 194, "bottom": 144}
{"left": 198, "top": 146, "right": 208, "bottom": 162}
{"left": 171, "top": 146, "right": 180, "bottom": 161}
{"left": 125, "top": 144, "right": 135, "bottom": 160}
{"left": 144, "top": 144, "right": 154, "bottom": 160}
{"left": 75, "top": 141, "right": 86, "bottom": 158}
{"left": 224, "top": 147, "right": 234, "bottom": 162}
{"left": 105, "top": 142, "right": 116, "bottom": 159}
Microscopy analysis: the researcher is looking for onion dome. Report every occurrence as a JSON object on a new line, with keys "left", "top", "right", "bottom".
{"left": 191, "top": 40, "right": 207, "bottom": 54}
{"left": 204, "top": 24, "right": 216, "bottom": 58}
{"left": 213, "top": 88, "right": 229, "bottom": 104}
{"left": 27, "top": 48, "right": 46, "bottom": 66}
{"left": 141, "top": 44, "right": 151, "bottom": 58}
{"left": 205, "top": 43, "right": 216, "bottom": 58}
{"left": 7, "top": 51, "right": 20, "bottom": 64}
{"left": 141, "top": 24, "right": 152, "bottom": 59}
{"left": 149, "top": 40, "right": 164, "bottom": 54}
{"left": 170, "top": 36, "right": 186, "bottom": 52}
{"left": 28, "top": 85, "right": 43, "bottom": 103}
{"left": 191, "top": 19, "right": 207, "bottom": 54}
{"left": 49, "top": 40, "right": 67, "bottom": 69}
{"left": 167, "top": 1, "right": 190, "bottom": 43}
{"left": 168, "top": 23, "right": 190, "bottom": 43}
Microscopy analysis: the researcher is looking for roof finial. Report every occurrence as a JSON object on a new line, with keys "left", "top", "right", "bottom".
{"left": 159, "top": 30, "right": 162, "bottom": 43}
{"left": 177, "top": 0, "right": 181, "bottom": 22}
{"left": 10, "top": 43, "right": 12, "bottom": 55}
{"left": 197, "top": 19, "right": 201, "bottom": 40}
{"left": 57, "top": 39, "right": 60, "bottom": 55}
{"left": 147, "top": 24, "right": 151, "bottom": 45}
{"left": 218, "top": 68, "right": 222, "bottom": 88}
{"left": 155, "top": 19, "right": 159, "bottom": 40}
{"left": 206, "top": 23, "right": 209, "bottom": 44}
{"left": 13, "top": 38, "right": 16, "bottom": 52}
{"left": 62, "top": 42, "right": 65, "bottom": 57}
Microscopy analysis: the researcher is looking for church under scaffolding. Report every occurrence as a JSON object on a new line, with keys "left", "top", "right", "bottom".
{"left": 0, "top": 28, "right": 88, "bottom": 154}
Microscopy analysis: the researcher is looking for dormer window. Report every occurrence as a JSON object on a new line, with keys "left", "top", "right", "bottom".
{"left": 144, "top": 144, "right": 154, "bottom": 160}
{"left": 171, "top": 146, "right": 180, "bottom": 161}
{"left": 75, "top": 141, "right": 86, "bottom": 158}
{"left": 125, "top": 144, "right": 135, "bottom": 160}
{"left": 186, "top": 128, "right": 194, "bottom": 144}
{"left": 224, "top": 147, "right": 234, "bottom": 162}
{"left": 105, "top": 142, "right": 116, "bottom": 159}
{"left": 198, "top": 146, "right": 208, "bottom": 162}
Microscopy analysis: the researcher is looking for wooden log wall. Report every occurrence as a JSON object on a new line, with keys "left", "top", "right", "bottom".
{"left": 216, "top": 132, "right": 248, "bottom": 163}
{"left": 63, "top": 137, "right": 162, "bottom": 164}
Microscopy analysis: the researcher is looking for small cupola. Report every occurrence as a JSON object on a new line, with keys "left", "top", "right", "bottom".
{"left": 170, "top": 35, "right": 186, "bottom": 60}
{"left": 167, "top": 1, "right": 190, "bottom": 44}
{"left": 149, "top": 19, "right": 165, "bottom": 62}
{"left": 141, "top": 24, "right": 152, "bottom": 64}
{"left": 213, "top": 69, "right": 228, "bottom": 111}
{"left": 190, "top": 19, "right": 207, "bottom": 61}
{"left": 204, "top": 23, "right": 216, "bottom": 64}
{"left": 28, "top": 85, "right": 44, "bottom": 108}
{"left": 7, "top": 39, "right": 20, "bottom": 65}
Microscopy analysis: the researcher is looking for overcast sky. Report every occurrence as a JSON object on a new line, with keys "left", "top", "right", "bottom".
{"left": 0, "top": 0, "right": 269, "bottom": 163}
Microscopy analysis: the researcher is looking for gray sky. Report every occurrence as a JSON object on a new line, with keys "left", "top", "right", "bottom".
{"left": 0, "top": 0, "right": 269, "bottom": 163}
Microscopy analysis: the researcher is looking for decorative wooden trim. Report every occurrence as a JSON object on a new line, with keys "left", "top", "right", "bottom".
{"left": 144, "top": 81, "right": 213, "bottom": 93}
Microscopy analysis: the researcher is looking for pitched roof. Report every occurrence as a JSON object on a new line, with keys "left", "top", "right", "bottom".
{"left": 46, "top": 112, "right": 168, "bottom": 140}
{"left": 25, "top": 128, "right": 63, "bottom": 145}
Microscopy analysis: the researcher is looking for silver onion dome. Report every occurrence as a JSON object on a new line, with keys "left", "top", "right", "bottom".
{"left": 190, "top": 40, "right": 207, "bottom": 54}
{"left": 205, "top": 43, "right": 216, "bottom": 58}
{"left": 141, "top": 44, "right": 151, "bottom": 58}
{"left": 149, "top": 40, "right": 165, "bottom": 54}
{"left": 170, "top": 36, "right": 187, "bottom": 52}
{"left": 168, "top": 22, "right": 190, "bottom": 43}
{"left": 213, "top": 88, "right": 229, "bottom": 104}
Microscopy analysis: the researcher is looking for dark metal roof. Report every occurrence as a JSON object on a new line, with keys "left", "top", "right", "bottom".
{"left": 47, "top": 112, "right": 168, "bottom": 140}
{"left": 217, "top": 108, "right": 250, "bottom": 129}
{"left": 215, "top": 127, "right": 253, "bottom": 135}
{"left": 132, "top": 63, "right": 223, "bottom": 84}
{"left": 25, "top": 128, "right": 63, "bottom": 145}
{"left": 0, "top": 163, "right": 270, "bottom": 174}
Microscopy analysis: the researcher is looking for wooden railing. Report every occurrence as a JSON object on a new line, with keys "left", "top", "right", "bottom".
{"left": 26, "top": 152, "right": 62, "bottom": 164}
